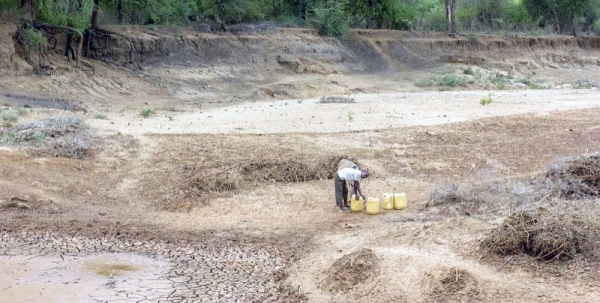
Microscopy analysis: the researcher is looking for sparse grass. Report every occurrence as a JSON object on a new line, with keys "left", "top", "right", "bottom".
{"left": 415, "top": 77, "right": 436, "bottom": 87}
{"left": 0, "top": 110, "right": 18, "bottom": 123}
{"left": 439, "top": 75, "right": 468, "bottom": 87}
{"left": 16, "top": 107, "right": 28, "bottom": 116}
{"left": 1, "top": 131, "right": 17, "bottom": 144}
{"left": 416, "top": 75, "right": 468, "bottom": 88}
{"left": 480, "top": 93, "right": 493, "bottom": 105}
{"left": 519, "top": 77, "right": 541, "bottom": 89}
{"left": 496, "top": 83, "right": 506, "bottom": 90}
{"left": 139, "top": 108, "right": 156, "bottom": 118}
{"left": 94, "top": 113, "right": 108, "bottom": 120}
{"left": 463, "top": 67, "right": 475, "bottom": 75}
{"left": 348, "top": 111, "right": 354, "bottom": 122}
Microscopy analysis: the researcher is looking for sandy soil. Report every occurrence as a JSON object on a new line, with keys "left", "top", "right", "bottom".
{"left": 2, "top": 26, "right": 600, "bottom": 303}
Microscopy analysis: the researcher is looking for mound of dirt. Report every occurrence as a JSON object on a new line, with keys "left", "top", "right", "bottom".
{"left": 481, "top": 208, "right": 597, "bottom": 261}
{"left": 546, "top": 154, "right": 600, "bottom": 199}
{"left": 423, "top": 267, "right": 480, "bottom": 303}
{"left": 321, "top": 248, "right": 380, "bottom": 293}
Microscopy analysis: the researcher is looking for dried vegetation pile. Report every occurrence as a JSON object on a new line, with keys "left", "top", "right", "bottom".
{"left": 186, "top": 155, "right": 357, "bottom": 198}
{"left": 1, "top": 117, "right": 95, "bottom": 159}
{"left": 546, "top": 154, "right": 600, "bottom": 199}
{"left": 481, "top": 207, "right": 598, "bottom": 261}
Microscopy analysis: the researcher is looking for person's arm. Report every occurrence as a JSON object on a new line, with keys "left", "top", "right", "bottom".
{"left": 354, "top": 181, "right": 364, "bottom": 199}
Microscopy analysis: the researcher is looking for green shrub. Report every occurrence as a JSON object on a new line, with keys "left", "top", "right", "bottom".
{"left": 415, "top": 77, "right": 436, "bottom": 87}
{"left": 308, "top": 0, "right": 350, "bottom": 37}
{"left": 94, "top": 113, "right": 108, "bottom": 120}
{"left": 480, "top": 93, "right": 493, "bottom": 105}
{"left": 440, "top": 75, "right": 468, "bottom": 87}
{"left": 139, "top": 108, "right": 156, "bottom": 118}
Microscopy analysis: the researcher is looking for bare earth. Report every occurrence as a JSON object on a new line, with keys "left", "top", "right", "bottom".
{"left": 1, "top": 26, "right": 600, "bottom": 303}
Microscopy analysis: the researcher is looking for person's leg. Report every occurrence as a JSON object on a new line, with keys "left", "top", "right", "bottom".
{"left": 334, "top": 174, "right": 344, "bottom": 208}
{"left": 342, "top": 181, "right": 349, "bottom": 208}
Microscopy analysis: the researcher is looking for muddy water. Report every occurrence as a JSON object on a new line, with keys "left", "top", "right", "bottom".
{"left": 0, "top": 254, "right": 173, "bottom": 303}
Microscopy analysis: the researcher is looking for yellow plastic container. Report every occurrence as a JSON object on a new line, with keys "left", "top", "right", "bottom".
{"left": 393, "top": 193, "right": 407, "bottom": 210}
{"left": 366, "top": 197, "right": 380, "bottom": 215}
{"left": 350, "top": 195, "right": 363, "bottom": 213}
{"left": 382, "top": 193, "right": 393, "bottom": 210}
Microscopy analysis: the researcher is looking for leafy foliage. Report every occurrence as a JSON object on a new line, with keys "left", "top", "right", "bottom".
{"left": 307, "top": 0, "right": 350, "bottom": 37}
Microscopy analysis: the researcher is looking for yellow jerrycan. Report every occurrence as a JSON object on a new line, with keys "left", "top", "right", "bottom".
{"left": 350, "top": 195, "right": 363, "bottom": 213}
{"left": 382, "top": 193, "right": 393, "bottom": 210}
{"left": 366, "top": 197, "right": 380, "bottom": 215}
{"left": 393, "top": 193, "right": 407, "bottom": 210}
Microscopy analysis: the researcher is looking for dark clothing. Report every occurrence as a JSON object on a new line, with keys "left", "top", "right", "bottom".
{"left": 334, "top": 173, "right": 348, "bottom": 208}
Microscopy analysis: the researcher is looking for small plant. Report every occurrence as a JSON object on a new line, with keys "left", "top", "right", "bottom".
{"left": 520, "top": 78, "right": 541, "bottom": 89}
{"left": 0, "top": 111, "right": 18, "bottom": 123}
{"left": 28, "top": 131, "right": 45, "bottom": 145}
{"left": 2, "top": 131, "right": 17, "bottom": 144}
{"left": 139, "top": 108, "right": 156, "bottom": 118}
{"left": 347, "top": 111, "right": 354, "bottom": 122}
{"left": 148, "top": 24, "right": 158, "bottom": 31}
{"left": 166, "top": 114, "right": 174, "bottom": 121}
{"left": 297, "top": 99, "right": 303, "bottom": 104}
{"left": 439, "top": 75, "right": 468, "bottom": 87}
{"left": 480, "top": 93, "right": 494, "bottom": 105}
{"left": 94, "top": 113, "right": 108, "bottom": 120}
{"left": 463, "top": 67, "right": 475, "bottom": 75}
{"left": 415, "top": 77, "right": 435, "bottom": 87}
{"left": 285, "top": 102, "right": 289, "bottom": 105}
{"left": 496, "top": 83, "right": 506, "bottom": 90}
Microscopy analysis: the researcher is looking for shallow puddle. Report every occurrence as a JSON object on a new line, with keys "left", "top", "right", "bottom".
{"left": 0, "top": 253, "right": 174, "bottom": 303}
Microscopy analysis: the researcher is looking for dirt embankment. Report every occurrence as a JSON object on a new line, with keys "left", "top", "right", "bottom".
{"left": 88, "top": 27, "right": 600, "bottom": 72}
{"left": 0, "top": 22, "right": 33, "bottom": 76}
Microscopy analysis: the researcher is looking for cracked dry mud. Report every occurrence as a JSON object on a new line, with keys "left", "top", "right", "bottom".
{"left": 0, "top": 232, "right": 299, "bottom": 303}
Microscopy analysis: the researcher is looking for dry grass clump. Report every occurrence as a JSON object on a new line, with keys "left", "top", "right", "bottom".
{"left": 546, "top": 153, "right": 600, "bottom": 199}
{"left": 481, "top": 206, "right": 599, "bottom": 261}
{"left": 241, "top": 156, "right": 356, "bottom": 183}
{"left": 1, "top": 117, "right": 95, "bottom": 159}
{"left": 321, "top": 248, "right": 380, "bottom": 293}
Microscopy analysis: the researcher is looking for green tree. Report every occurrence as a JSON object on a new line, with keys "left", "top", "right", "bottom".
{"left": 201, "top": 0, "right": 264, "bottom": 29}
{"left": 307, "top": 0, "right": 349, "bottom": 37}
{"left": 347, "top": 0, "right": 416, "bottom": 30}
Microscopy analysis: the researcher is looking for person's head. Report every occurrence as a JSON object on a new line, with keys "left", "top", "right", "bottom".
{"left": 361, "top": 170, "right": 370, "bottom": 178}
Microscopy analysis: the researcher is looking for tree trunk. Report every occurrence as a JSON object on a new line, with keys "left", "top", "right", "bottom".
{"left": 445, "top": 0, "right": 457, "bottom": 36}
{"left": 21, "top": 0, "right": 35, "bottom": 21}
{"left": 91, "top": 0, "right": 100, "bottom": 29}
{"left": 117, "top": 0, "right": 123, "bottom": 24}
{"left": 570, "top": 11, "right": 577, "bottom": 37}
{"left": 551, "top": 9, "right": 560, "bottom": 34}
